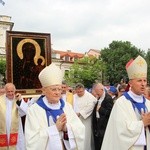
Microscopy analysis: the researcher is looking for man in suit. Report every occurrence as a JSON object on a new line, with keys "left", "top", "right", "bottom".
{"left": 92, "top": 83, "right": 114, "bottom": 150}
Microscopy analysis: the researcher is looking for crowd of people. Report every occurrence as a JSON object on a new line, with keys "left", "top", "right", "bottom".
{"left": 0, "top": 55, "right": 150, "bottom": 150}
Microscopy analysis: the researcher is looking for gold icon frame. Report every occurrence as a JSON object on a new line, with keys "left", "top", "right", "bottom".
{"left": 6, "top": 31, "right": 51, "bottom": 95}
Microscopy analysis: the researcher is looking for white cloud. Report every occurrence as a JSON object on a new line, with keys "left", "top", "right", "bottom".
{"left": 0, "top": 0, "right": 150, "bottom": 53}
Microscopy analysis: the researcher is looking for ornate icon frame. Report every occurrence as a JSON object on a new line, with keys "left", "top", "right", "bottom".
{"left": 6, "top": 31, "right": 51, "bottom": 95}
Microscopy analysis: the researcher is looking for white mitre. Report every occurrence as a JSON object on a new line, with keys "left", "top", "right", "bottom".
{"left": 126, "top": 55, "right": 147, "bottom": 79}
{"left": 38, "top": 63, "right": 63, "bottom": 87}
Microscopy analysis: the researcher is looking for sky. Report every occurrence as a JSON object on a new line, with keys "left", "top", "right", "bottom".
{"left": 0, "top": 0, "right": 150, "bottom": 53}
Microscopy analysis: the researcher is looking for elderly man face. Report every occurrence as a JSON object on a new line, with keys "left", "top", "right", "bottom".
{"left": 43, "top": 84, "right": 62, "bottom": 104}
{"left": 93, "top": 83, "right": 104, "bottom": 98}
{"left": 94, "top": 87, "right": 104, "bottom": 98}
{"left": 5, "top": 83, "right": 16, "bottom": 100}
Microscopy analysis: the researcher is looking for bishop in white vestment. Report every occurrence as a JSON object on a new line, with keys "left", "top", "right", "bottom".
{"left": 101, "top": 55, "right": 150, "bottom": 150}
{"left": 25, "top": 63, "right": 85, "bottom": 150}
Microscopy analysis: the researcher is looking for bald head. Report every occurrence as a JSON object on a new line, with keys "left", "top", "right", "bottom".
{"left": 93, "top": 83, "right": 104, "bottom": 90}
{"left": 4, "top": 83, "right": 16, "bottom": 100}
{"left": 92, "top": 83, "right": 104, "bottom": 98}
{"left": 4, "top": 83, "right": 16, "bottom": 91}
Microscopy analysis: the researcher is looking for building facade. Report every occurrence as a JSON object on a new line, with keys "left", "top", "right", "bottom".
{"left": 0, "top": 15, "right": 14, "bottom": 56}
{"left": 52, "top": 49, "right": 100, "bottom": 79}
{"left": 52, "top": 49, "right": 85, "bottom": 77}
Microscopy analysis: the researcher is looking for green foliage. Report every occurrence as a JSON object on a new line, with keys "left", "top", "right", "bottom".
{"left": 145, "top": 50, "right": 150, "bottom": 84}
{"left": 100, "top": 41, "right": 144, "bottom": 85}
{"left": 0, "top": 59, "right": 6, "bottom": 76}
{"left": 65, "top": 56, "right": 105, "bottom": 88}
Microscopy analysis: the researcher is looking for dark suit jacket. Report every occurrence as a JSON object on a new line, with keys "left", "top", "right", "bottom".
{"left": 92, "top": 93, "right": 114, "bottom": 138}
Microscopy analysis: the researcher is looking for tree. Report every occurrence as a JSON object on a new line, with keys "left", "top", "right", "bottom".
{"left": 0, "top": 59, "right": 6, "bottom": 85}
{"left": 100, "top": 41, "right": 145, "bottom": 85}
{"left": 65, "top": 56, "right": 105, "bottom": 88}
{"left": 145, "top": 49, "right": 150, "bottom": 84}
{"left": 0, "top": 59, "right": 6, "bottom": 76}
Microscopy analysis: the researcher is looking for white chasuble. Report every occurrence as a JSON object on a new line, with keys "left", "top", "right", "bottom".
{"left": 25, "top": 100, "right": 85, "bottom": 150}
{"left": 101, "top": 94, "right": 150, "bottom": 150}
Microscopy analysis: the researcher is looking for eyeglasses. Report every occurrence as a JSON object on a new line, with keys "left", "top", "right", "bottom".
{"left": 46, "top": 87, "right": 62, "bottom": 92}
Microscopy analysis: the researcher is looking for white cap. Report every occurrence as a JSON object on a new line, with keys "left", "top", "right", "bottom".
{"left": 126, "top": 55, "right": 147, "bottom": 79}
{"left": 38, "top": 63, "right": 63, "bottom": 87}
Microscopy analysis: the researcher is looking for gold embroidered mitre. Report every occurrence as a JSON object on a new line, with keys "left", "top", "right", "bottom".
{"left": 126, "top": 55, "right": 147, "bottom": 79}
{"left": 38, "top": 63, "right": 63, "bottom": 87}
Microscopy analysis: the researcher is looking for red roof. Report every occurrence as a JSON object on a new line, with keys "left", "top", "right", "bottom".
{"left": 53, "top": 50, "right": 84, "bottom": 58}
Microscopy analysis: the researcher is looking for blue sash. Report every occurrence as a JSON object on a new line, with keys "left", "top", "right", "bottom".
{"left": 123, "top": 92, "right": 147, "bottom": 114}
{"left": 124, "top": 92, "right": 149, "bottom": 149}
{"left": 36, "top": 95, "right": 65, "bottom": 126}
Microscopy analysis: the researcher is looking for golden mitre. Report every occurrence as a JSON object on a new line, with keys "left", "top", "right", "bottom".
{"left": 126, "top": 55, "right": 147, "bottom": 79}
{"left": 38, "top": 63, "right": 63, "bottom": 87}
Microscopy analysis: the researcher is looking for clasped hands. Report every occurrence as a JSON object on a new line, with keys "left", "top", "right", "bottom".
{"left": 56, "top": 113, "right": 67, "bottom": 132}
{"left": 142, "top": 112, "right": 150, "bottom": 127}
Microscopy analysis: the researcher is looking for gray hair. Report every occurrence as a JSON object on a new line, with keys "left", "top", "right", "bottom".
{"left": 92, "top": 83, "right": 104, "bottom": 91}
{"left": 75, "top": 83, "right": 84, "bottom": 89}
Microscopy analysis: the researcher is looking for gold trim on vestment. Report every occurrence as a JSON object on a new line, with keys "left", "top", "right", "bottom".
{"left": 0, "top": 95, "right": 19, "bottom": 149}
{"left": 66, "top": 92, "right": 74, "bottom": 106}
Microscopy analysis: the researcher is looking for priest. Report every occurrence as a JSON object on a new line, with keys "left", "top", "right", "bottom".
{"left": 0, "top": 83, "right": 28, "bottom": 150}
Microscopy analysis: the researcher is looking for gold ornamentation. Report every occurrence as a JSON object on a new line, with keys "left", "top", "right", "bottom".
{"left": 34, "top": 55, "right": 45, "bottom": 66}
{"left": 136, "top": 58, "right": 145, "bottom": 67}
{"left": 16, "top": 38, "right": 42, "bottom": 65}
{"left": 0, "top": 138, "right": 6, "bottom": 144}
{"left": 11, "top": 136, "right": 17, "bottom": 143}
